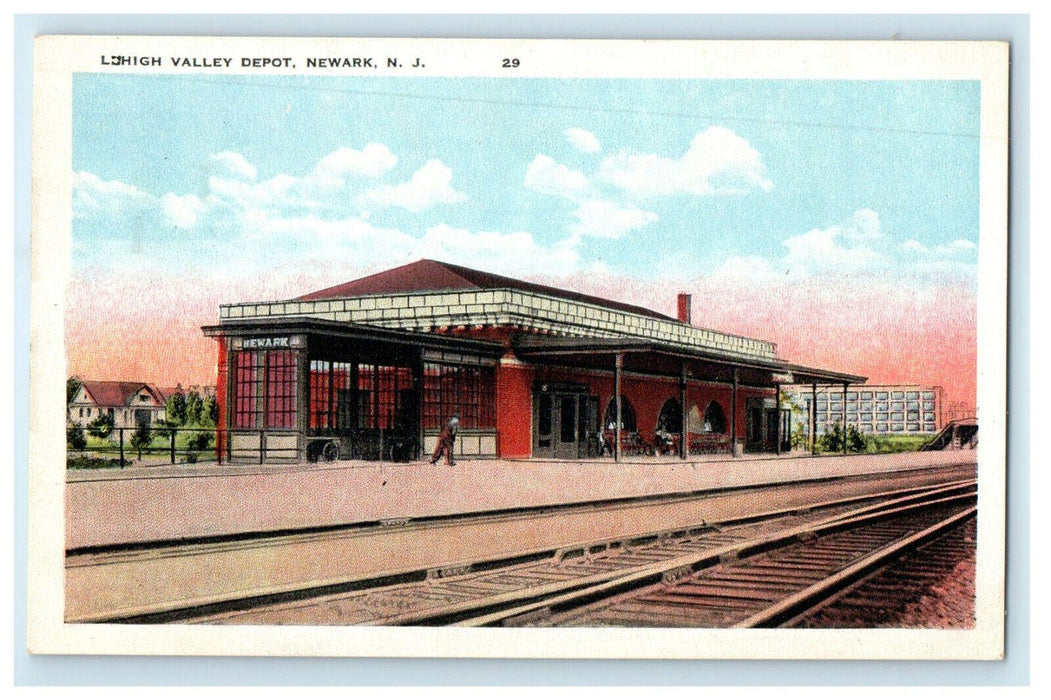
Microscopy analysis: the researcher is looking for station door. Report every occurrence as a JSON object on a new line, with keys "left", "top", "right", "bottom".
{"left": 533, "top": 384, "right": 598, "bottom": 460}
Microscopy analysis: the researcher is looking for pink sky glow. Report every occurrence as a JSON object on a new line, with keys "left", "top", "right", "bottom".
{"left": 66, "top": 267, "right": 977, "bottom": 411}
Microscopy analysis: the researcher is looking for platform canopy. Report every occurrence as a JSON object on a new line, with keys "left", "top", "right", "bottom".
{"left": 513, "top": 335, "right": 866, "bottom": 387}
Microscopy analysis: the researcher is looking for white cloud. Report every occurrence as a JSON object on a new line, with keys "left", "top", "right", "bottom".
{"left": 778, "top": 209, "right": 894, "bottom": 278}
{"left": 73, "top": 171, "right": 151, "bottom": 210}
{"left": 845, "top": 208, "right": 882, "bottom": 241}
{"left": 417, "top": 223, "right": 581, "bottom": 276}
{"left": 161, "top": 193, "right": 205, "bottom": 229}
{"left": 202, "top": 146, "right": 403, "bottom": 214}
{"left": 209, "top": 151, "right": 257, "bottom": 180}
{"left": 783, "top": 227, "right": 886, "bottom": 276}
{"left": 901, "top": 238, "right": 978, "bottom": 258}
{"left": 524, "top": 154, "right": 593, "bottom": 201}
{"left": 569, "top": 199, "right": 658, "bottom": 240}
{"left": 598, "top": 126, "right": 774, "bottom": 199}
{"left": 357, "top": 159, "right": 466, "bottom": 213}
{"left": 313, "top": 143, "right": 397, "bottom": 180}
{"left": 713, "top": 209, "right": 978, "bottom": 283}
{"left": 207, "top": 171, "right": 299, "bottom": 213}
{"left": 565, "top": 128, "right": 601, "bottom": 153}
{"left": 72, "top": 172, "right": 156, "bottom": 232}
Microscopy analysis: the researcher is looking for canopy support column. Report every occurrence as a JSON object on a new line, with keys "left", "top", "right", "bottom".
{"left": 810, "top": 382, "right": 817, "bottom": 456}
{"left": 842, "top": 382, "right": 849, "bottom": 455}
{"left": 680, "top": 362, "right": 688, "bottom": 460}
{"left": 296, "top": 348, "right": 310, "bottom": 463}
{"left": 731, "top": 368, "right": 739, "bottom": 458}
{"left": 614, "top": 353, "right": 623, "bottom": 463}
{"left": 775, "top": 382, "right": 782, "bottom": 456}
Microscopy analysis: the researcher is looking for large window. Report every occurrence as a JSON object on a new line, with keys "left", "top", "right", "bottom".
{"left": 657, "top": 398, "right": 683, "bottom": 433}
{"left": 233, "top": 350, "right": 298, "bottom": 429}
{"left": 358, "top": 364, "right": 414, "bottom": 430}
{"left": 702, "top": 401, "right": 727, "bottom": 434}
{"left": 603, "top": 395, "right": 637, "bottom": 432}
{"left": 422, "top": 362, "right": 496, "bottom": 430}
{"left": 234, "top": 351, "right": 264, "bottom": 428}
{"left": 309, "top": 360, "right": 351, "bottom": 431}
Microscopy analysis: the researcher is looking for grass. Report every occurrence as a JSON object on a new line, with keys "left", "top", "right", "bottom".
{"left": 68, "top": 424, "right": 217, "bottom": 468}
{"left": 811, "top": 433, "right": 934, "bottom": 455}
{"left": 863, "top": 434, "right": 933, "bottom": 453}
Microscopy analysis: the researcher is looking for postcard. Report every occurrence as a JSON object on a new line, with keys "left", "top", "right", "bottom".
{"left": 28, "top": 36, "right": 1008, "bottom": 659}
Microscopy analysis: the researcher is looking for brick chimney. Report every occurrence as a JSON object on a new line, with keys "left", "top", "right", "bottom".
{"left": 677, "top": 293, "right": 692, "bottom": 325}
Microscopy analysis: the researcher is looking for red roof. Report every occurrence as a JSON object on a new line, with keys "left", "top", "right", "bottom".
{"left": 79, "top": 381, "right": 163, "bottom": 408}
{"left": 156, "top": 385, "right": 183, "bottom": 402}
{"left": 297, "top": 259, "right": 676, "bottom": 322}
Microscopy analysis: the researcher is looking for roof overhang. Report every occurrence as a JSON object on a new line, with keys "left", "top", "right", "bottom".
{"left": 513, "top": 335, "right": 866, "bottom": 386}
{"left": 202, "top": 317, "right": 504, "bottom": 357}
{"left": 783, "top": 362, "right": 868, "bottom": 386}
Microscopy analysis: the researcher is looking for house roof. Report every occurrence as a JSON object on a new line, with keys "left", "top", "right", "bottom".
{"left": 156, "top": 386, "right": 183, "bottom": 402}
{"left": 79, "top": 381, "right": 164, "bottom": 408}
{"left": 296, "top": 259, "right": 677, "bottom": 322}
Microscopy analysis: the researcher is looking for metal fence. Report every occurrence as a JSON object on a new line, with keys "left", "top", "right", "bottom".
{"left": 66, "top": 426, "right": 218, "bottom": 469}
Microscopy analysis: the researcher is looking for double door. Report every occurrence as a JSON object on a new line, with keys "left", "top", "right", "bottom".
{"left": 746, "top": 399, "right": 792, "bottom": 453}
{"left": 534, "top": 390, "right": 598, "bottom": 459}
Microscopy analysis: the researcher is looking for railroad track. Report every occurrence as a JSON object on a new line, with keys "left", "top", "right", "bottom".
{"left": 786, "top": 516, "right": 977, "bottom": 628}
{"left": 67, "top": 463, "right": 976, "bottom": 623}
{"left": 179, "top": 478, "right": 976, "bottom": 627}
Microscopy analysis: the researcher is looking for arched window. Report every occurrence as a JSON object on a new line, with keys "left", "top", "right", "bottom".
{"left": 703, "top": 401, "right": 727, "bottom": 434}
{"left": 603, "top": 395, "right": 637, "bottom": 432}
{"left": 656, "top": 398, "right": 682, "bottom": 434}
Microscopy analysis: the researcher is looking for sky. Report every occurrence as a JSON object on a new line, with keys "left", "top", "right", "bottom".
{"left": 67, "top": 73, "right": 981, "bottom": 409}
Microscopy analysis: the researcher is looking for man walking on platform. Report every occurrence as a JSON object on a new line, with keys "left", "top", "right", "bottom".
{"left": 430, "top": 412, "right": 459, "bottom": 466}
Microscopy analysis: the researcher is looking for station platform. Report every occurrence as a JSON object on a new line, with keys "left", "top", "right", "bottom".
{"left": 65, "top": 450, "right": 977, "bottom": 551}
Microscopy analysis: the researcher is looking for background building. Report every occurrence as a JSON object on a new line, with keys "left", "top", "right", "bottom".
{"left": 784, "top": 384, "right": 944, "bottom": 439}
{"left": 68, "top": 381, "right": 173, "bottom": 430}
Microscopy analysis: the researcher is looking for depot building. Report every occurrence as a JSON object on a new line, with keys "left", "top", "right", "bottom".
{"left": 202, "top": 259, "right": 865, "bottom": 464}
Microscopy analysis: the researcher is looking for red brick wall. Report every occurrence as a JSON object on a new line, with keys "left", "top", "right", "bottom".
{"left": 496, "top": 359, "right": 775, "bottom": 457}
{"left": 495, "top": 359, "right": 535, "bottom": 458}
{"left": 531, "top": 365, "right": 773, "bottom": 444}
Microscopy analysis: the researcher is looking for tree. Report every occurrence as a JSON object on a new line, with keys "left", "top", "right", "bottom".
{"left": 130, "top": 422, "right": 153, "bottom": 460}
{"left": 819, "top": 423, "right": 843, "bottom": 453}
{"left": 66, "top": 376, "right": 83, "bottom": 406}
{"left": 86, "top": 411, "right": 115, "bottom": 439}
{"left": 847, "top": 424, "right": 867, "bottom": 453}
{"left": 790, "top": 421, "right": 809, "bottom": 450}
{"left": 203, "top": 395, "right": 219, "bottom": 427}
{"left": 165, "top": 392, "right": 187, "bottom": 425}
{"left": 67, "top": 425, "right": 87, "bottom": 451}
{"left": 185, "top": 391, "right": 204, "bottom": 425}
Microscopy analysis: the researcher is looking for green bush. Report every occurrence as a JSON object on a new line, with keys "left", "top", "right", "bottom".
{"left": 819, "top": 423, "right": 843, "bottom": 452}
{"left": 847, "top": 425, "right": 866, "bottom": 452}
{"left": 86, "top": 412, "right": 115, "bottom": 439}
{"left": 67, "top": 455, "right": 126, "bottom": 470}
{"left": 790, "top": 421, "right": 809, "bottom": 449}
{"left": 130, "top": 423, "right": 153, "bottom": 459}
{"left": 189, "top": 431, "right": 211, "bottom": 451}
{"left": 67, "top": 425, "right": 87, "bottom": 450}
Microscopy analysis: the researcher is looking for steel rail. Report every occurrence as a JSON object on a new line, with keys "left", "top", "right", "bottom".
{"left": 732, "top": 506, "right": 977, "bottom": 628}
{"left": 440, "top": 483, "right": 976, "bottom": 627}
{"left": 78, "top": 475, "right": 975, "bottom": 625}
